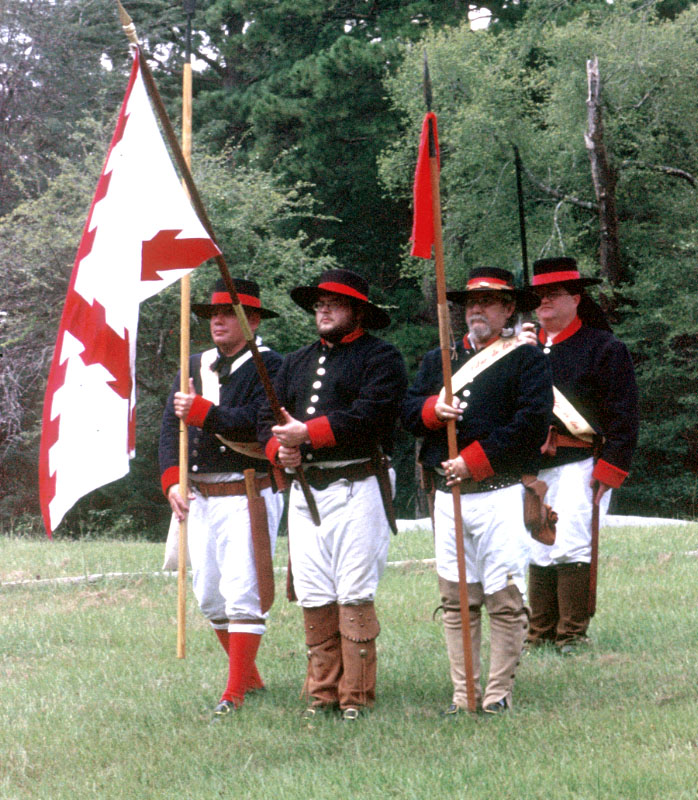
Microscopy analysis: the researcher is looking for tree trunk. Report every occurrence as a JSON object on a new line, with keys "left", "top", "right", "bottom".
{"left": 584, "top": 57, "right": 625, "bottom": 288}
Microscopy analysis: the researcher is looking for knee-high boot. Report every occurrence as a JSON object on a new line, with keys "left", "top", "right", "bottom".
{"left": 338, "top": 603, "right": 380, "bottom": 710}
{"left": 556, "top": 562, "right": 591, "bottom": 645}
{"left": 527, "top": 564, "right": 559, "bottom": 645}
{"left": 439, "top": 576, "right": 483, "bottom": 710}
{"left": 303, "top": 604, "right": 342, "bottom": 708}
{"left": 483, "top": 584, "right": 528, "bottom": 710}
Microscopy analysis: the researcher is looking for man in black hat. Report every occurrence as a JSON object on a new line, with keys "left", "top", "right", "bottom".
{"left": 402, "top": 267, "right": 553, "bottom": 715}
{"left": 258, "top": 268, "right": 408, "bottom": 721}
{"left": 522, "top": 257, "right": 638, "bottom": 653}
{"left": 159, "top": 278, "right": 283, "bottom": 716}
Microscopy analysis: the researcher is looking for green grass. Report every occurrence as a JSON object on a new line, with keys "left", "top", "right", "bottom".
{"left": 1, "top": 523, "right": 697, "bottom": 800}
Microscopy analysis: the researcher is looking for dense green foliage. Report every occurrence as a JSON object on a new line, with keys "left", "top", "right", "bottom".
{"left": 1, "top": 0, "right": 698, "bottom": 532}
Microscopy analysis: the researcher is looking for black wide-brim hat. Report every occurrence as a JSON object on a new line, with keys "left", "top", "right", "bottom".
{"left": 192, "top": 278, "right": 278, "bottom": 319}
{"left": 532, "top": 257, "right": 602, "bottom": 291}
{"left": 290, "top": 268, "right": 391, "bottom": 330}
{"left": 446, "top": 267, "right": 541, "bottom": 313}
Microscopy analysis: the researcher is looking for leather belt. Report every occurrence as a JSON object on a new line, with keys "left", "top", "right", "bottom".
{"left": 431, "top": 472, "right": 520, "bottom": 495}
{"left": 192, "top": 474, "right": 271, "bottom": 497}
{"left": 295, "top": 461, "right": 377, "bottom": 491}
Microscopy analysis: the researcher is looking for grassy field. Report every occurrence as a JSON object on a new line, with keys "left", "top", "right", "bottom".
{"left": 1, "top": 522, "right": 697, "bottom": 800}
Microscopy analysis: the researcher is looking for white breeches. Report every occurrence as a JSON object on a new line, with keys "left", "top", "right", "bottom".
{"left": 434, "top": 483, "right": 531, "bottom": 599}
{"left": 187, "top": 487, "right": 283, "bottom": 635}
{"left": 287, "top": 474, "right": 391, "bottom": 608}
{"left": 529, "top": 457, "right": 611, "bottom": 566}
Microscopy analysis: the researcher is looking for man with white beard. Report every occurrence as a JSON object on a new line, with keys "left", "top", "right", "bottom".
{"left": 402, "top": 267, "right": 553, "bottom": 715}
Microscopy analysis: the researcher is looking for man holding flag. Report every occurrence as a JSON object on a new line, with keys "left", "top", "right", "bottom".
{"left": 160, "top": 278, "right": 283, "bottom": 717}
{"left": 408, "top": 64, "right": 552, "bottom": 714}
{"left": 402, "top": 268, "right": 553, "bottom": 714}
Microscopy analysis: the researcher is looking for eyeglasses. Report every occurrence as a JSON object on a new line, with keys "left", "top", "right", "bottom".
{"left": 312, "top": 299, "right": 350, "bottom": 312}
{"left": 536, "top": 288, "right": 571, "bottom": 301}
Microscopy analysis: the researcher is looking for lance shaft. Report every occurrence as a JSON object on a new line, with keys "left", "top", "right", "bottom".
{"left": 513, "top": 145, "right": 533, "bottom": 326}
{"left": 513, "top": 145, "right": 529, "bottom": 288}
{"left": 117, "top": 2, "right": 321, "bottom": 525}
{"left": 425, "top": 107, "right": 477, "bottom": 713}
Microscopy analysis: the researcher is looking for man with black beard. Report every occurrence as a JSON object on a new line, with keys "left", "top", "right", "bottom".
{"left": 258, "top": 268, "right": 407, "bottom": 721}
{"left": 403, "top": 267, "right": 553, "bottom": 715}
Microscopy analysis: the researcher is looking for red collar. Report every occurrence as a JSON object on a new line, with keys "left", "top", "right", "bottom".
{"left": 463, "top": 333, "right": 500, "bottom": 352}
{"left": 538, "top": 315, "right": 582, "bottom": 346}
{"left": 321, "top": 327, "right": 365, "bottom": 347}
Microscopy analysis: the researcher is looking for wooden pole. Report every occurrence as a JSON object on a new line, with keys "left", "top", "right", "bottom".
{"left": 423, "top": 53, "right": 477, "bottom": 712}
{"left": 176, "top": 18, "right": 194, "bottom": 660}
{"left": 116, "top": 0, "right": 321, "bottom": 526}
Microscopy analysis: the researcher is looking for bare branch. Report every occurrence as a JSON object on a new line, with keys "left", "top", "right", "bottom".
{"left": 518, "top": 158, "right": 598, "bottom": 211}
{"left": 585, "top": 56, "right": 624, "bottom": 287}
{"left": 621, "top": 160, "right": 696, "bottom": 187}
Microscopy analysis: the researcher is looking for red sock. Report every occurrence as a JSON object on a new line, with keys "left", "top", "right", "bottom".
{"left": 246, "top": 662, "right": 265, "bottom": 692}
{"left": 214, "top": 628, "right": 230, "bottom": 654}
{"left": 220, "top": 632, "right": 262, "bottom": 706}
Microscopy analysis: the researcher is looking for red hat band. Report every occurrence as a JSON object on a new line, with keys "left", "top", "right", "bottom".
{"left": 531, "top": 270, "right": 581, "bottom": 286}
{"left": 466, "top": 277, "right": 512, "bottom": 291}
{"left": 317, "top": 281, "right": 368, "bottom": 303}
{"left": 210, "top": 291, "right": 261, "bottom": 308}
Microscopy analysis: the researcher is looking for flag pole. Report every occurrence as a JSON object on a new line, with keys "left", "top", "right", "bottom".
{"left": 423, "top": 53, "right": 477, "bottom": 713}
{"left": 175, "top": 0, "right": 196, "bottom": 659}
{"left": 116, "top": 1, "right": 321, "bottom": 527}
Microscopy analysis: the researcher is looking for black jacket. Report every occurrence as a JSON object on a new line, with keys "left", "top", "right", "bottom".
{"left": 258, "top": 332, "right": 408, "bottom": 464}
{"left": 537, "top": 321, "right": 638, "bottom": 481}
{"left": 402, "top": 338, "right": 553, "bottom": 479}
{"left": 159, "top": 345, "right": 281, "bottom": 494}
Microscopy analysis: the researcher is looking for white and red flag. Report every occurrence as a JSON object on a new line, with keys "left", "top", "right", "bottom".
{"left": 39, "top": 52, "right": 219, "bottom": 536}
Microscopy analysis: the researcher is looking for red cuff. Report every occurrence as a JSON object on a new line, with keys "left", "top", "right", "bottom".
{"left": 306, "top": 416, "right": 337, "bottom": 449}
{"left": 161, "top": 466, "right": 180, "bottom": 497}
{"left": 460, "top": 441, "right": 495, "bottom": 482}
{"left": 265, "top": 437, "right": 282, "bottom": 464}
{"left": 422, "top": 395, "right": 447, "bottom": 431}
{"left": 185, "top": 395, "right": 213, "bottom": 428}
{"left": 593, "top": 459, "right": 628, "bottom": 489}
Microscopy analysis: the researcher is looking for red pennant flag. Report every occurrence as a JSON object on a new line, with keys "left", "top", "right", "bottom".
{"left": 410, "top": 111, "right": 440, "bottom": 259}
{"left": 39, "top": 53, "right": 220, "bottom": 536}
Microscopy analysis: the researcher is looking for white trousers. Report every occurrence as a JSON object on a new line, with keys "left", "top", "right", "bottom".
{"left": 187, "top": 487, "right": 283, "bottom": 635}
{"left": 434, "top": 483, "right": 531, "bottom": 598}
{"left": 288, "top": 474, "right": 391, "bottom": 608}
{"left": 530, "top": 457, "right": 611, "bottom": 567}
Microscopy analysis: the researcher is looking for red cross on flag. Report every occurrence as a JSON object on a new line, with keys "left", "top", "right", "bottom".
{"left": 39, "top": 52, "right": 219, "bottom": 536}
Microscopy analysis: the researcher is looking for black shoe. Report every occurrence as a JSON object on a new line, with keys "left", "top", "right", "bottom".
{"left": 440, "top": 703, "right": 463, "bottom": 718}
{"left": 483, "top": 698, "right": 508, "bottom": 715}
{"left": 212, "top": 700, "right": 238, "bottom": 718}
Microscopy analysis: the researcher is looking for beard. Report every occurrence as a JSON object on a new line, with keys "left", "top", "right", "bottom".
{"left": 467, "top": 315, "right": 493, "bottom": 344}
{"left": 316, "top": 314, "right": 360, "bottom": 344}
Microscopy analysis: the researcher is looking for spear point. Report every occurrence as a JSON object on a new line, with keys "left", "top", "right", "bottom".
{"left": 423, "top": 50, "right": 433, "bottom": 112}
{"left": 116, "top": 0, "right": 139, "bottom": 46}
